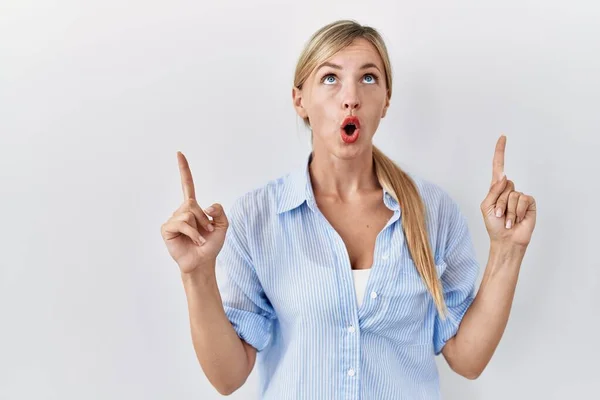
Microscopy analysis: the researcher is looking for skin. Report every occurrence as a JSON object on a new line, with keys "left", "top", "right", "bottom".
{"left": 292, "top": 39, "right": 394, "bottom": 271}
{"left": 292, "top": 38, "right": 389, "bottom": 201}
{"left": 443, "top": 135, "right": 537, "bottom": 379}
{"left": 163, "top": 38, "right": 537, "bottom": 393}
{"left": 161, "top": 153, "right": 255, "bottom": 395}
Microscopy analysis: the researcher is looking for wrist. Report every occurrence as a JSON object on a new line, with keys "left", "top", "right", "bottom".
{"left": 181, "top": 263, "right": 217, "bottom": 287}
{"left": 489, "top": 241, "right": 527, "bottom": 263}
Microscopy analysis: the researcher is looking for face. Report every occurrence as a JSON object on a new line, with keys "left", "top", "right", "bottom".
{"left": 293, "top": 38, "right": 390, "bottom": 158}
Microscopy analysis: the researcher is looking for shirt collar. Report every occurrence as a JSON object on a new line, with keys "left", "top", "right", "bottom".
{"left": 276, "top": 152, "right": 401, "bottom": 214}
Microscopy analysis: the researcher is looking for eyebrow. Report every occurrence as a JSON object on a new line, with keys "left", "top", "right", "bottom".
{"left": 316, "top": 62, "right": 382, "bottom": 73}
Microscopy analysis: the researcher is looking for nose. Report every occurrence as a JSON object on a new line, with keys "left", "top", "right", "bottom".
{"left": 344, "top": 100, "right": 360, "bottom": 111}
{"left": 342, "top": 84, "right": 360, "bottom": 111}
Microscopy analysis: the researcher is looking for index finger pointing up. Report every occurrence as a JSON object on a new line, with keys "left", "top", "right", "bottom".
{"left": 177, "top": 151, "right": 196, "bottom": 200}
{"left": 492, "top": 134, "right": 507, "bottom": 184}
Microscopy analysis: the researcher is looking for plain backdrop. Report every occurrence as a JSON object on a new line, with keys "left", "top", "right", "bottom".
{"left": 1, "top": 0, "right": 599, "bottom": 399}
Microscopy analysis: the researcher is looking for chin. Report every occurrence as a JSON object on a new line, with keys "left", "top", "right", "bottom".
{"left": 313, "top": 128, "right": 372, "bottom": 159}
{"left": 333, "top": 138, "right": 370, "bottom": 159}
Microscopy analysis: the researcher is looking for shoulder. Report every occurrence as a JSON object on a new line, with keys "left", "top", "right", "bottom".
{"left": 403, "top": 171, "right": 469, "bottom": 253}
{"left": 407, "top": 172, "right": 462, "bottom": 220}
{"left": 405, "top": 172, "right": 473, "bottom": 262}
{"left": 226, "top": 171, "right": 294, "bottom": 224}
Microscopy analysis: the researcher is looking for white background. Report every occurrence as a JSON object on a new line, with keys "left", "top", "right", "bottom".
{"left": 1, "top": 0, "right": 599, "bottom": 399}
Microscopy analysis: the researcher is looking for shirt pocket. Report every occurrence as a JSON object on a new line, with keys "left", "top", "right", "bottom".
{"left": 371, "top": 260, "right": 446, "bottom": 346}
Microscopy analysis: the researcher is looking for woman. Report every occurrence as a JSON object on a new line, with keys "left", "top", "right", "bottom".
{"left": 161, "top": 20, "right": 536, "bottom": 399}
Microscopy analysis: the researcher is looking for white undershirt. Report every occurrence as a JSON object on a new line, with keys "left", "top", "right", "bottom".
{"left": 351, "top": 268, "right": 371, "bottom": 307}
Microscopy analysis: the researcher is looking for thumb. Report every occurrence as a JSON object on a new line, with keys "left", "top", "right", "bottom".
{"left": 482, "top": 174, "right": 508, "bottom": 210}
{"left": 204, "top": 203, "right": 229, "bottom": 229}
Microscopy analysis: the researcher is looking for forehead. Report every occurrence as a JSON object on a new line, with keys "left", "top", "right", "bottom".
{"left": 323, "top": 38, "right": 384, "bottom": 68}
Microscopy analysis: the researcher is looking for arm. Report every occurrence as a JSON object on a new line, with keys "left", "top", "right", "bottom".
{"left": 181, "top": 265, "right": 257, "bottom": 395}
{"left": 183, "top": 195, "right": 275, "bottom": 395}
{"left": 443, "top": 135, "right": 536, "bottom": 379}
{"left": 442, "top": 243, "right": 525, "bottom": 379}
{"left": 165, "top": 152, "right": 265, "bottom": 394}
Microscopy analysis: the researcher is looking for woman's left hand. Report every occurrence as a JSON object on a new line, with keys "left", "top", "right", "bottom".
{"left": 480, "top": 135, "right": 537, "bottom": 248}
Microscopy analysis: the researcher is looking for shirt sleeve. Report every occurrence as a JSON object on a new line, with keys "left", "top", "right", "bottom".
{"left": 215, "top": 197, "right": 276, "bottom": 352}
{"left": 433, "top": 193, "right": 480, "bottom": 356}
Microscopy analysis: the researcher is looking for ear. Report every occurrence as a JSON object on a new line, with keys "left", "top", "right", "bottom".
{"left": 381, "top": 94, "right": 390, "bottom": 118}
{"left": 292, "top": 86, "right": 308, "bottom": 119}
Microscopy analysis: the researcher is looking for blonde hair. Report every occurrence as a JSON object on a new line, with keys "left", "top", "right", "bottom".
{"left": 293, "top": 20, "right": 447, "bottom": 318}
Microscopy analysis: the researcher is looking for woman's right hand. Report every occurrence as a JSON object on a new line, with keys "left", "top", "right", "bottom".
{"left": 161, "top": 151, "right": 229, "bottom": 275}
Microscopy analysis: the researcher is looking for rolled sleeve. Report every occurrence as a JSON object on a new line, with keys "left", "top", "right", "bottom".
{"left": 216, "top": 198, "right": 275, "bottom": 352}
{"left": 433, "top": 194, "right": 480, "bottom": 356}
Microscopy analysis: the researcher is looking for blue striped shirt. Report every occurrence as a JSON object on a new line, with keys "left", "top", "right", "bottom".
{"left": 216, "top": 152, "right": 479, "bottom": 399}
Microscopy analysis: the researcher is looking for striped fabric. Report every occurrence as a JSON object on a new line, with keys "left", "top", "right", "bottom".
{"left": 216, "top": 152, "right": 480, "bottom": 399}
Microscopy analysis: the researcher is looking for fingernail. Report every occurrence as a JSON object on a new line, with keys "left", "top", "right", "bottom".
{"left": 495, "top": 208, "right": 503, "bottom": 218}
{"left": 205, "top": 206, "right": 215, "bottom": 214}
{"left": 505, "top": 220, "right": 512, "bottom": 229}
{"left": 207, "top": 224, "right": 214, "bottom": 232}
{"left": 198, "top": 236, "right": 206, "bottom": 245}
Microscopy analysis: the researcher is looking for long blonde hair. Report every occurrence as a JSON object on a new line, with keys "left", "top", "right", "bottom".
{"left": 293, "top": 20, "right": 447, "bottom": 318}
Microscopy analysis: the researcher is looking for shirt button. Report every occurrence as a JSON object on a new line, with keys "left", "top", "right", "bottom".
{"left": 347, "top": 368, "right": 356, "bottom": 377}
{"left": 382, "top": 253, "right": 389, "bottom": 260}
{"left": 370, "top": 291, "right": 378, "bottom": 299}
{"left": 348, "top": 325, "right": 355, "bottom": 333}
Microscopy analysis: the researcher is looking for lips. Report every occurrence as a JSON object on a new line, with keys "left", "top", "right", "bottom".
{"left": 340, "top": 116, "right": 361, "bottom": 144}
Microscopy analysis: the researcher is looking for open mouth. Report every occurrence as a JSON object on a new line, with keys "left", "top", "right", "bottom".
{"left": 343, "top": 123, "right": 357, "bottom": 136}
{"left": 340, "top": 116, "right": 361, "bottom": 143}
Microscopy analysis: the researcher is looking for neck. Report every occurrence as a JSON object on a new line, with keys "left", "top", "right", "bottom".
{"left": 309, "top": 146, "right": 380, "bottom": 203}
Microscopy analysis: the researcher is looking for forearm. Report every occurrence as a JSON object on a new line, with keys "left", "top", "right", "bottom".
{"left": 181, "top": 264, "right": 251, "bottom": 395}
{"left": 445, "top": 243, "right": 526, "bottom": 378}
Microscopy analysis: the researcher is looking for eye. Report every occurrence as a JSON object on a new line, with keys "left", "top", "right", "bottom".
{"left": 322, "top": 74, "right": 337, "bottom": 85}
{"left": 363, "top": 74, "right": 378, "bottom": 84}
